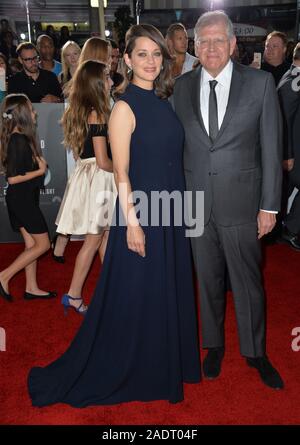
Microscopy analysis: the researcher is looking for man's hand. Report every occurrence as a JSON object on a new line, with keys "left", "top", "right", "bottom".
{"left": 283, "top": 158, "right": 294, "bottom": 171}
{"left": 41, "top": 94, "right": 61, "bottom": 103}
{"left": 257, "top": 210, "right": 276, "bottom": 239}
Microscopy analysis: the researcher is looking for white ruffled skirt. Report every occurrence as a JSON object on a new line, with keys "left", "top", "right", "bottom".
{"left": 56, "top": 157, "right": 117, "bottom": 235}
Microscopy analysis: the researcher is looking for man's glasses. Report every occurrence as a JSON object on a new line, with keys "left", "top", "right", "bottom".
{"left": 21, "top": 55, "right": 39, "bottom": 63}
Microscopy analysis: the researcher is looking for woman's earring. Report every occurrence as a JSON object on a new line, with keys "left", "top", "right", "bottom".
{"left": 161, "top": 65, "right": 164, "bottom": 71}
{"left": 127, "top": 66, "right": 132, "bottom": 74}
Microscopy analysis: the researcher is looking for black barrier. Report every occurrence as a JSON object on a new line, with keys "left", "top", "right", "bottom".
{"left": 0, "top": 103, "right": 67, "bottom": 243}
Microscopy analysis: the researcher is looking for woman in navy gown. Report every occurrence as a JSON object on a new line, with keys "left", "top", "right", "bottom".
{"left": 28, "top": 24, "right": 201, "bottom": 407}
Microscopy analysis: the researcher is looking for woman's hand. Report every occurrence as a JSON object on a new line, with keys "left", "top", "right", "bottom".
{"left": 37, "top": 156, "right": 48, "bottom": 174}
{"left": 127, "top": 225, "right": 146, "bottom": 257}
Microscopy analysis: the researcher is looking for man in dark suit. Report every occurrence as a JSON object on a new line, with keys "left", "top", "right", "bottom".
{"left": 173, "top": 11, "right": 284, "bottom": 389}
{"left": 277, "top": 44, "right": 300, "bottom": 249}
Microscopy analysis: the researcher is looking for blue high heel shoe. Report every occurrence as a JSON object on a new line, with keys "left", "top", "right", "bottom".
{"left": 61, "top": 294, "right": 88, "bottom": 316}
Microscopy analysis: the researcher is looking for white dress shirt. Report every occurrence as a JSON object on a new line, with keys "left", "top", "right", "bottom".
{"left": 200, "top": 59, "right": 233, "bottom": 134}
{"left": 200, "top": 59, "right": 276, "bottom": 214}
{"left": 182, "top": 52, "right": 198, "bottom": 75}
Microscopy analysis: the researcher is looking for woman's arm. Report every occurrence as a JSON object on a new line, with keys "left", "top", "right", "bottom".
{"left": 93, "top": 137, "right": 113, "bottom": 172}
{"left": 88, "top": 110, "right": 113, "bottom": 172}
{"left": 108, "top": 100, "right": 145, "bottom": 257}
{"left": 7, "top": 157, "right": 47, "bottom": 185}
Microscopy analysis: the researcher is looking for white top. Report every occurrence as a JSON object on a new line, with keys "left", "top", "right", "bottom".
{"left": 181, "top": 52, "right": 198, "bottom": 75}
{"left": 200, "top": 59, "right": 233, "bottom": 134}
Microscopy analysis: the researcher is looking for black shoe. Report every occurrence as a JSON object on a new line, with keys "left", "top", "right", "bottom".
{"left": 0, "top": 281, "right": 13, "bottom": 302}
{"left": 246, "top": 356, "right": 284, "bottom": 390}
{"left": 51, "top": 235, "right": 65, "bottom": 264}
{"left": 278, "top": 225, "right": 300, "bottom": 251}
{"left": 203, "top": 347, "right": 225, "bottom": 379}
{"left": 52, "top": 253, "right": 65, "bottom": 264}
{"left": 24, "top": 291, "right": 57, "bottom": 300}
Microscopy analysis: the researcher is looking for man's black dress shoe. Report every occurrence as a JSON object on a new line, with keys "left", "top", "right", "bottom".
{"left": 246, "top": 356, "right": 284, "bottom": 390}
{"left": 0, "top": 282, "right": 13, "bottom": 302}
{"left": 278, "top": 225, "right": 300, "bottom": 251}
{"left": 203, "top": 347, "right": 225, "bottom": 379}
{"left": 24, "top": 291, "right": 57, "bottom": 300}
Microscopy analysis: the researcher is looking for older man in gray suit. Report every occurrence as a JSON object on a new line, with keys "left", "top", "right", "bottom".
{"left": 173, "top": 11, "right": 284, "bottom": 389}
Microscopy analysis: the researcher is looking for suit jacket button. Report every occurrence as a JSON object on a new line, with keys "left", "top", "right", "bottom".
{"left": 210, "top": 148, "right": 215, "bottom": 152}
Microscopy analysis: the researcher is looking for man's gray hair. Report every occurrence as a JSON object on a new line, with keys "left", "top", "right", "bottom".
{"left": 194, "top": 10, "right": 235, "bottom": 40}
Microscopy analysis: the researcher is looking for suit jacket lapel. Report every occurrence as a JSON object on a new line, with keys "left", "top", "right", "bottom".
{"left": 190, "top": 67, "right": 212, "bottom": 144}
{"left": 215, "top": 62, "right": 244, "bottom": 143}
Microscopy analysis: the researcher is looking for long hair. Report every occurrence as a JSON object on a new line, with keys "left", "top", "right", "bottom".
{"left": 115, "top": 24, "right": 174, "bottom": 100}
{"left": 60, "top": 40, "right": 81, "bottom": 85}
{"left": 64, "top": 37, "right": 111, "bottom": 97}
{"left": 61, "top": 60, "right": 111, "bottom": 158}
{"left": 0, "top": 94, "right": 39, "bottom": 174}
{"left": 78, "top": 37, "right": 111, "bottom": 65}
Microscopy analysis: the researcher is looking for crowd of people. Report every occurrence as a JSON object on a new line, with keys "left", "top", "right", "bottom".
{"left": 0, "top": 10, "right": 299, "bottom": 407}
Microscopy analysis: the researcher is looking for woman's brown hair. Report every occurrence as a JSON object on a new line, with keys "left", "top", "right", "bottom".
{"left": 64, "top": 37, "right": 111, "bottom": 97}
{"left": 0, "top": 94, "right": 39, "bottom": 173}
{"left": 114, "top": 24, "right": 174, "bottom": 100}
{"left": 61, "top": 60, "right": 111, "bottom": 158}
{"left": 78, "top": 37, "right": 111, "bottom": 66}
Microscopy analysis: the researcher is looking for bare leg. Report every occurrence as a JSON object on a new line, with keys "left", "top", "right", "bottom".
{"left": 0, "top": 227, "right": 50, "bottom": 293}
{"left": 67, "top": 233, "right": 104, "bottom": 308}
{"left": 99, "top": 229, "right": 110, "bottom": 263}
{"left": 22, "top": 229, "right": 52, "bottom": 295}
{"left": 53, "top": 234, "right": 69, "bottom": 257}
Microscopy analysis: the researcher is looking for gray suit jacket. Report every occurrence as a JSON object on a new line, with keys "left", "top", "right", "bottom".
{"left": 173, "top": 62, "right": 283, "bottom": 227}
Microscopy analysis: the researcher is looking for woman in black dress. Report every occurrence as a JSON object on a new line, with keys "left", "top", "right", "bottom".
{"left": 0, "top": 94, "right": 56, "bottom": 302}
{"left": 28, "top": 25, "right": 200, "bottom": 407}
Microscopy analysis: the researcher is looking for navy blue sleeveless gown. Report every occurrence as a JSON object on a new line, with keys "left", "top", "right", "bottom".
{"left": 28, "top": 83, "right": 201, "bottom": 407}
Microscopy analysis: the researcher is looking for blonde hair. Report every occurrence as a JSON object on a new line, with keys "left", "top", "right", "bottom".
{"left": 60, "top": 40, "right": 81, "bottom": 85}
{"left": 61, "top": 60, "right": 110, "bottom": 158}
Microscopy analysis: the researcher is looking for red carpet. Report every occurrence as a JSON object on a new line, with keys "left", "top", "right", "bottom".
{"left": 0, "top": 241, "right": 299, "bottom": 425}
